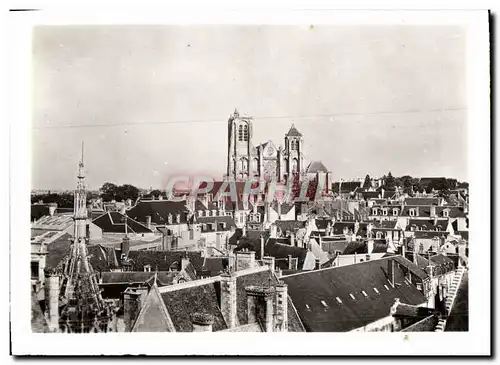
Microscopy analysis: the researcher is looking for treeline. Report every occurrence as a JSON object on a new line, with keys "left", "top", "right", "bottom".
{"left": 364, "top": 173, "right": 466, "bottom": 195}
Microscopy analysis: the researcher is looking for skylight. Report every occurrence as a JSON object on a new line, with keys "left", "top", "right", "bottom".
{"left": 321, "top": 300, "right": 328, "bottom": 308}
{"left": 373, "top": 288, "right": 379, "bottom": 294}
{"left": 361, "top": 291, "right": 368, "bottom": 298}
{"left": 384, "top": 285, "right": 390, "bottom": 290}
{"left": 349, "top": 293, "right": 355, "bottom": 300}
{"left": 335, "top": 297, "right": 342, "bottom": 304}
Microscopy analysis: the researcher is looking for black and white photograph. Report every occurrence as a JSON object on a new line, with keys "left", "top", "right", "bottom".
{"left": 7, "top": 5, "right": 491, "bottom": 357}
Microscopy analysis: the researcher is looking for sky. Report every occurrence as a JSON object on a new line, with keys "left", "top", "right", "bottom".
{"left": 32, "top": 25, "right": 467, "bottom": 190}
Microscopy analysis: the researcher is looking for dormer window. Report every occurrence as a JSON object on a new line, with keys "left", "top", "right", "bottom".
{"left": 176, "top": 214, "right": 181, "bottom": 223}
{"left": 409, "top": 208, "right": 416, "bottom": 217}
{"left": 443, "top": 210, "right": 449, "bottom": 218}
{"left": 144, "top": 264, "right": 151, "bottom": 272}
{"left": 382, "top": 208, "right": 388, "bottom": 216}
{"left": 372, "top": 208, "right": 377, "bottom": 215}
{"left": 167, "top": 213, "right": 173, "bottom": 224}
{"left": 392, "top": 209, "right": 399, "bottom": 216}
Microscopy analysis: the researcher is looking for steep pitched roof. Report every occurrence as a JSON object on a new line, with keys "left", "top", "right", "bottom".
{"left": 285, "top": 123, "right": 303, "bottom": 137}
{"left": 126, "top": 251, "right": 205, "bottom": 274}
{"left": 274, "top": 220, "right": 307, "bottom": 234}
{"left": 306, "top": 161, "right": 329, "bottom": 174}
{"left": 282, "top": 257, "right": 427, "bottom": 332}
{"left": 92, "top": 212, "right": 153, "bottom": 234}
{"left": 45, "top": 233, "right": 73, "bottom": 270}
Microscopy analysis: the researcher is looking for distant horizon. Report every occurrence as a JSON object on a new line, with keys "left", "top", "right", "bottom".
{"left": 32, "top": 25, "right": 467, "bottom": 190}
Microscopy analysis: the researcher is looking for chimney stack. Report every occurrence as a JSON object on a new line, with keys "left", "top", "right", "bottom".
{"left": 245, "top": 286, "right": 275, "bottom": 332}
{"left": 290, "top": 232, "right": 295, "bottom": 247}
{"left": 44, "top": 269, "right": 60, "bottom": 332}
{"left": 277, "top": 200, "right": 282, "bottom": 218}
{"left": 274, "top": 283, "right": 288, "bottom": 332}
{"left": 191, "top": 313, "right": 214, "bottom": 332}
{"left": 387, "top": 258, "right": 395, "bottom": 287}
{"left": 235, "top": 250, "right": 255, "bottom": 271}
{"left": 220, "top": 272, "right": 237, "bottom": 329}
{"left": 121, "top": 236, "right": 130, "bottom": 258}
{"left": 262, "top": 256, "right": 275, "bottom": 270}
{"left": 146, "top": 215, "right": 152, "bottom": 230}
{"left": 123, "top": 287, "right": 146, "bottom": 332}
{"left": 288, "top": 254, "right": 293, "bottom": 270}
{"left": 260, "top": 235, "right": 265, "bottom": 260}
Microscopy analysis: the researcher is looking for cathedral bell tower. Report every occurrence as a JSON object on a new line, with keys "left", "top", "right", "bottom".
{"left": 227, "top": 109, "right": 255, "bottom": 181}
{"left": 281, "top": 124, "right": 305, "bottom": 182}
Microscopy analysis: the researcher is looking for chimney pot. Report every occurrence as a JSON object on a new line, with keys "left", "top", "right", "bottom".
{"left": 191, "top": 313, "right": 214, "bottom": 332}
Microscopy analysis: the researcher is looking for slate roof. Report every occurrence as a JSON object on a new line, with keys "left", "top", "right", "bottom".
{"left": 31, "top": 214, "right": 73, "bottom": 231}
{"left": 401, "top": 206, "right": 466, "bottom": 218}
{"left": 271, "top": 201, "right": 295, "bottom": 215}
{"left": 234, "top": 237, "right": 310, "bottom": 270}
{"left": 390, "top": 255, "right": 429, "bottom": 279}
{"left": 392, "top": 303, "right": 436, "bottom": 318}
{"left": 407, "top": 219, "right": 449, "bottom": 232}
{"left": 404, "top": 252, "right": 430, "bottom": 270}
{"left": 92, "top": 212, "right": 153, "bottom": 234}
{"left": 196, "top": 216, "right": 236, "bottom": 232}
{"left": 161, "top": 283, "right": 228, "bottom": 332}
{"left": 100, "top": 271, "right": 177, "bottom": 285}
{"left": 405, "top": 197, "right": 441, "bottom": 206}
{"left": 315, "top": 218, "right": 333, "bottom": 230}
{"left": 126, "top": 200, "right": 189, "bottom": 225}
{"left": 413, "top": 231, "right": 449, "bottom": 239}
{"left": 321, "top": 240, "right": 352, "bottom": 255}
{"left": 332, "top": 181, "right": 362, "bottom": 194}
{"left": 87, "top": 244, "right": 120, "bottom": 272}
{"left": 306, "top": 161, "right": 329, "bottom": 174}
{"left": 126, "top": 251, "right": 205, "bottom": 274}
{"left": 282, "top": 257, "right": 427, "bottom": 332}
{"left": 45, "top": 233, "right": 73, "bottom": 270}
{"left": 456, "top": 231, "right": 469, "bottom": 241}
{"left": 274, "top": 220, "right": 307, "bottom": 234}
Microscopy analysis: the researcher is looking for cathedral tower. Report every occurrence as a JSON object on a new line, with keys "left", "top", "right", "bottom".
{"left": 227, "top": 109, "right": 257, "bottom": 181}
{"left": 281, "top": 124, "right": 305, "bottom": 182}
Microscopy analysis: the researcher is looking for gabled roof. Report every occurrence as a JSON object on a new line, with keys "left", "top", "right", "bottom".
{"left": 92, "top": 211, "right": 154, "bottom": 234}
{"left": 126, "top": 200, "right": 189, "bottom": 225}
{"left": 282, "top": 257, "right": 427, "bottom": 332}
{"left": 31, "top": 214, "right": 74, "bottom": 231}
{"left": 285, "top": 123, "right": 303, "bottom": 137}
{"left": 306, "top": 161, "right": 329, "bottom": 174}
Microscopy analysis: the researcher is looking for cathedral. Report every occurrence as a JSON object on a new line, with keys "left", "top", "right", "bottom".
{"left": 226, "top": 109, "right": 306, "bottom": 183}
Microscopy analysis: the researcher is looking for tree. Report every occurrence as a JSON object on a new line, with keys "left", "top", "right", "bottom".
{"left": 384, "top": 172, "right": 395, "bottom": 190}
{"left": 363, "top": 174, "right": 371, "bottom": 189}
{"left": 99, "top": 182, "right": 139, "bottom": 202}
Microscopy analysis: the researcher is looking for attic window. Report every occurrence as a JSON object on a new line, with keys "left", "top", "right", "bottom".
{"left": 409, "top": 209, "right": 415, "bottom": 217}
{"left": 320, "top": 300, "right": 328, "bottom": 308}
{"left": 361, "top": 291, "right": 368, "bottom": 298}
{"left": 335, "top": 297, "right": 342, "bottom": 304}
{"left": 373, "top": 288, "right": 379, "bottom": 294}
{"left": 349, "top": 293, "right": 355, "bottom": 300}
{"left": 392, "top": 209, "right": 399, "bottom": 216}
{"left": 384, "top": 284, "right": 390, "bottom": 291}
{"left": 443, "top": 210, "right": 449, "bottom": 217}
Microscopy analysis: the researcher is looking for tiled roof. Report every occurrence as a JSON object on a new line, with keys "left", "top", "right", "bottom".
{"left": 31, "top": 214, "right": 73, "bottom": 231}
{"left": 306, "top": 161, "right": 329, "bottom": 174}
{"left": 161, "top": 282, "right": 228, "bottom": 332}
{"left": 286, "top": 123, "right": 303, "bottom": 137}
{"left": 126, "top": 200, "right": 189, "bottom": 225}
{"left": 92, "top": 212, "right": 153, "bottom": 234}
{"left": 282, "top": 257, "right": 427, "bottom": 332}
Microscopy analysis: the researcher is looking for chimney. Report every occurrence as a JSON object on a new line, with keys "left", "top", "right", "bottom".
{"left": 262, "top": 256, "right": 275, "bottom": 270}
{"left": 387, "top": 258, "right": 395, "bottom": 287}
{"left": 191, "top": 313, "right": 214, "bottom": 332}
{"left": 123, "top": 287, "right": 145, "bottom": 332}
{"left": 401, "top": 243, "right": 406, "bottom": 259}
{"left": 277, "top": 201, "right": 282, "bottom": 218}
{"left": 288, "top": 254, "right": 293, "bottom": 270}
{"left": 430, "top": 204, "right": 437, "bottom": 219}
{"left": 220, "top": 272, "right": 237, "bottom": 328}
{"left": 274, "top": 283, "right": 288, "bottom": 332}
{"left": 121, "top": 236, "right": 130, "bottom": 258}
{"left": 260, "top": 235, "right": 265, "bottom": 260}
{"left": 290, "top": 232, "right": 295, "bottom": 247}
{"left": 245, "top": 286, "right": 275, "bottom": 332}
{"left": 44, "top": 269, "right": 60, "bottom": 332}
{"left": 427, "top": 264, "right": 434, "bottom": 280}
{"left": 146, "top": 215, "right": 152, "bottom": 230}
{"left": 270, "top": 224, "right": 277, "bottom": 238}
{"left": 367, "top": 238, "right": 374, "bottom": 256}
{"left": 48, "top": 203, "right": 57, "bottom": 217}
{"left": 236, "top": 250, "right": 255, "bottom": 271}
{"left": 390, "top": 298, "right": 401, "bottom": 315}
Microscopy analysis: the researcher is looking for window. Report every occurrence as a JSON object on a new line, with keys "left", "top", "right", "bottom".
{"left": 372, "top": 208, "right": 378, "bottom": 215}
{"left": 376, "top": 232, "right": 383, "bottom": 239}
{"left": 443, "top": 210, "right": 449, "bottom": 217}
{"left": 238, "top": 123, "right": 249, "bottom": 142}
{"left": 176, "top": 214, "right": 181, "bottom": 223}
{"left": 292, "top": 158, "right": 298, "bottom": 173}
{"left": 335, "top": 297, "right": 342, "bottom": 304}
{"left": 383, "top": 209, "right": 388, "bottom": 216}
{"left": 349, "top": 293, "right": 356, "bottom": 300}
{"left": 361, "top": 291, "right": 368, "bottom": 298}
{"left": 291, "top": 140, "right": 299, "bottom": 150}
{"left": 409, "top": 209, "right": 415, "bottom": 217}
{"left": 30, "top": 261, "right": 39, "bottom": 280}
{"left": 393, "top": 209, "right": 399, "bottom": 216}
